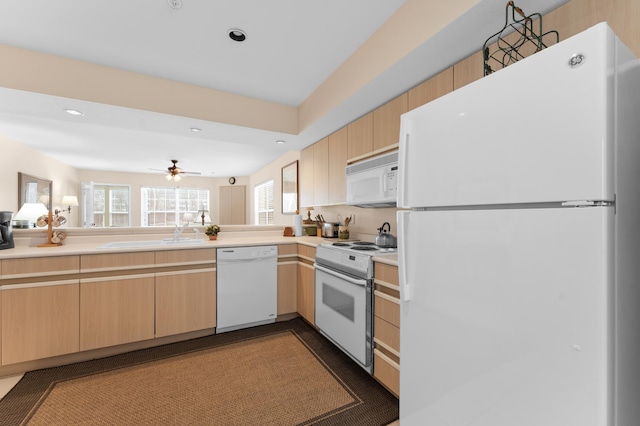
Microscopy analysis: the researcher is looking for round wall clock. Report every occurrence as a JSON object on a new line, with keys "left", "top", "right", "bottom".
{"left": 228, "top": 177, "right": 236, "bottom": 185}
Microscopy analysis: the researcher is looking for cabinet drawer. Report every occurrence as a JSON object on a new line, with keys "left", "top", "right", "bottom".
{"left": 278, "top": 244, "right": 298, "bottom": 257}
{"left": 1, "top": 256, "right": 79, "bottom": 278}
{"left": 81, "top": 252, "right": 155, "bottom": 272}
{"left": 374, "top": 262, "right": 399, "bottom": 287}
{"left": 374, "top": 316, "right": 400, "bottom": 353}
{"left": 374, "top": 349, "right": 400, "bottom": 397}
{"left": 155, "top": 248, "right": 216, "bottom": 266}
{"left": 297, "top": 244, "right": 316, "bottom": 261}
{"left": 374, "top": 292, "right": 400, "bottom": 328}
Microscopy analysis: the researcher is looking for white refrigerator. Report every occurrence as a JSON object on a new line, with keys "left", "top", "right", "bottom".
{"left": 396, "top": 23, "right": 640, "bottom": 426}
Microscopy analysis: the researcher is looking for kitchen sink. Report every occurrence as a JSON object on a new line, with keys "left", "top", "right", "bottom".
{"left": 97, "top": 239, "right": 206, "bottom": 249}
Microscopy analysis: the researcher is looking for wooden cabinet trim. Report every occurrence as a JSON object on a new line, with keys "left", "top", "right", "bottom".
{"left": 80, "top": 273, "right": 155, "bottom": 284}
{"left": 2, "top": 279, "right": 79, "bottom": 290}
{"left": 155, "top": 267, "right": 215, "bottom": 277}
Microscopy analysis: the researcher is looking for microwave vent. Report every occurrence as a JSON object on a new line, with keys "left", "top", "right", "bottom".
{"left": 346, "top": 151, "right": 398, "bottom": 175}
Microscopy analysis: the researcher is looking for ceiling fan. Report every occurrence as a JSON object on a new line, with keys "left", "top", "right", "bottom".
{"left": 150, "top": 159, "right": 201, "bottom": 181}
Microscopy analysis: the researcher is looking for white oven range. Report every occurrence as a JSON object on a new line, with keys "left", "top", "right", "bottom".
{"left": 314, "top": 241, "right": 396, "bottom": 374}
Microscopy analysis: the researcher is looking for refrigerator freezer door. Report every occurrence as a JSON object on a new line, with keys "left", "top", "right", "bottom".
{"left": 399, "top": 207, "right": 612, "bottom": 426}
{"left": 398, "top": 23, "right": 615, "bottom": 209}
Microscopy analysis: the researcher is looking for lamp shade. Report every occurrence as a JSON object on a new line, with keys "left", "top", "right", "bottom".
{"left": 61, "top": 196, "right": 79, "bottom": 207}
{"left": 14, "top": 203, "right": 49, "bottom": 227}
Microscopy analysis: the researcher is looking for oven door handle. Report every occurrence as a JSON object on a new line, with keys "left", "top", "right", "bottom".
{"left": 314, "top": 263, "right": 368, "bottom": 287}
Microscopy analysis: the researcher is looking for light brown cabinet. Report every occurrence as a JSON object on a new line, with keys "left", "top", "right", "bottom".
{"left": 373, "top": 93, "right": 407, "bottom": 152}
{"left": 347, "top": 111, "right": 374, "bottom": 160}
{"left": 299, "top": 144, "right": 314, "bottom": 208}
{"left": 313, "top": 137, "right": 329, "bottom": 206}
{"left": 277, "top": 244, "right": 298, "bottom": 315}
{"left": 155, "top": 269, "right": 216, "bottom": 337}
{"left": 408, "top": 67, "right": 454, "bottom": 110}
{"left": 297, "top": 263, "right": 315, "bottom": 326}
{"left": 296, "top": 244, "right": 316, "bottom": 326}
{"left": 219, "top": 185, "right": 246, "bottom": 224}
{"left": 80, "top": 275, "right": 155, "bottom": 351}
{"left": 373, "top": 261, "right": 400, "bottom": 397}
{"left": 328, "top": 127, "right": 348, "bottom": 205}
{"left": 1, "top": 256, "right": 81, "bottom": 366}
{"left": 2, "top": 282, "right": 80, "bottom": 365}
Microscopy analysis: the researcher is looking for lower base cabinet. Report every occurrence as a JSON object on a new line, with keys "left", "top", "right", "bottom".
{"left": 80, "top": 276, "right": 155, "bottom": 351}
{"left": 155, "top": 269, "right": 216, "bottom": 338}
{"left": 2, "top": 282, "right": 80, "bottom": 365}
{"left": 297, "top": 262, "right": 315, "bottom": 326}
{"left": 373, "top": 262, "right": 400, "bottom": 397}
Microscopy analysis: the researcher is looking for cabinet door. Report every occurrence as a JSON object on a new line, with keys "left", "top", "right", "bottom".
{"left": 453, "top": 50, "right": 484, "bottom": 90}
{"left": 155, "top": 269, "right": 216, "bottom": 337}
{"left": 80, "top": 275, "right": 155, "bottom": 351}
{"left": 297, "top": 262, "right": 315, "bottom": 326}
{"left": 277, "top": 261, "right": 297, "bottom": 315}
{"left": 328, "top": 127, "right": 348, "bottom": 205}
{"left": 219, "top": 185, "right": 246, "bottom": 224}
{"left": 313, "top": 137, "right": 329, "bottom": 206}
{"left": 407, "top": 67, "right": 454, "bottom": 111}
{"left": 299, "top": 144, "right": 314, "bottom": 208}
{"left": 373, "top": 93, "right": 407, "bottom": 152}
{"left": 2, "top": 282, "right": 80, "bottom": 365}
{"left": 347, "top": 112, "right": 373, "bottom": 160}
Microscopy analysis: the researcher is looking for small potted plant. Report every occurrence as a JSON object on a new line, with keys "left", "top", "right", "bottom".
{"left": 205, "top": 224, "right": 220, "bottom": 240}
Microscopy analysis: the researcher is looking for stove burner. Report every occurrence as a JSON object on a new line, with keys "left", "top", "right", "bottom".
{"left": 352, "top": 241, "right": 376, "bottom": 246}
{"left": 351, "top": 246, "right": 378, "bottom": 251}
{"left": 332, "top": 242, "right": 351, "bottom": 247}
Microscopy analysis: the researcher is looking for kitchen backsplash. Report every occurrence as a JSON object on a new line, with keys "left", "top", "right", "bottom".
{"left": 310, "top": 205, "right": 400, "bottom": 242}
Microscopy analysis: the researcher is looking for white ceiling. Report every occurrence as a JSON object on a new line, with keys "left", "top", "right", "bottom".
{"left": 0, "top": 0, "right": 567, "bottom": 177}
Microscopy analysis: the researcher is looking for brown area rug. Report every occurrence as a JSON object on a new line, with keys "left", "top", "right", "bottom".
{"left": 0, "top": 318, "right": 398, "bottom": 425}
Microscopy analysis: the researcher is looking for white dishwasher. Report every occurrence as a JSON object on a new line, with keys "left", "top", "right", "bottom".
{"left": 216, "top": 245, "right": 278, "bottom": 333}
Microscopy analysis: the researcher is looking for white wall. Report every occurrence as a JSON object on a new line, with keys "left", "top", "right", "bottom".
{"left": 2, "top": 133, "right": 80, "bottom": 224}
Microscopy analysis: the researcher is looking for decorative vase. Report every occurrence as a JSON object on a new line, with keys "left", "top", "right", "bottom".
{"left": 208, "top": 235, "right": 217, "bottom": 240}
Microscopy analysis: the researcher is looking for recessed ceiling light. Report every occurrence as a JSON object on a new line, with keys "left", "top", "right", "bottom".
{"left": 276, "top": 140, "right": 286, "bottom": 144}
{"left": 189, "top": 127, "right": 202, "bottom": 132}
{"left": 228, "top": 29, "right": 247, "bottom": 42}
{"left": 64, "top": 108, "right": 84, "bottom": 116}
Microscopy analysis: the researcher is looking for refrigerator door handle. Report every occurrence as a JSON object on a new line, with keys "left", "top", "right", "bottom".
{"left": 398, "top": 120, "right": 410, "bottom": 208}
{"left": 397, "top": 210, "right": 411, "bottom": 301}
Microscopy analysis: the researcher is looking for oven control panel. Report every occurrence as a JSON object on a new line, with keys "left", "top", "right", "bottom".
{"left": 342, "top": 253, "right": 370, "bottom": 271}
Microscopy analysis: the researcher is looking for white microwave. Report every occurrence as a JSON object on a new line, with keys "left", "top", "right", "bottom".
{"left": 345, "top": 151, "right": 398, "bottom": 208}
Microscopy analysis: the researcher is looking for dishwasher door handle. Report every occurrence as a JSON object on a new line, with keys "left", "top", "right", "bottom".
{"left": 217, "top": 255, "right": 277, "bottom": 264}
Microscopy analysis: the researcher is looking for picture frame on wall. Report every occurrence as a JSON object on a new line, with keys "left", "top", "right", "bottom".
{"left": 18, "top": 172, "right": 52, "bottom": 211}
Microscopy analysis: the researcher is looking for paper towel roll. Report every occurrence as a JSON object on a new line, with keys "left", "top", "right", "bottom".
{"left": 293, "top": 215, "right": 303, "bottom": 237}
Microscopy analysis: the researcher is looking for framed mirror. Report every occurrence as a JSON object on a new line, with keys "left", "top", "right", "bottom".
{"left": 18, "top": 172, "right": 52, "bottom": 211}
{"left": 281, "top": 161, "right": 298, "bottom": 215}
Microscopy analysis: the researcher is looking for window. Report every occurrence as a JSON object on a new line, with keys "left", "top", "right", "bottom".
{"left": 254, "top": 180, "right": 274, "bottom": 225}
{"left": 141, "top": 186, "right": 210, "bottom": 227}
{"left": 82, "top": 183, "right": 131, "bottom": 227}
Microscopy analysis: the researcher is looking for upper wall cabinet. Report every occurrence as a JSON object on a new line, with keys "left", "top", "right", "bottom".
{"left": 313, "top": 137, "right": 329, "bottom": 206}
{"left": 299, "top": 144, "right": 314, "bottom": 208}
{"left": 373, "top": 93, "right": 407, "bottom": 153}
{"left": 328, "top": 127, "right": 348, "bottom": 205}
{"left": 408, "top": 67, "right": 454, "bottom": 110}
{"left": 347, "top": 111, "right": 373, "bottom": 160}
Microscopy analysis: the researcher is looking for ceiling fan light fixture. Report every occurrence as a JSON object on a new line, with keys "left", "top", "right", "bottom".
{"left": 228, "top": 29, "right": 246, "bottom": 42}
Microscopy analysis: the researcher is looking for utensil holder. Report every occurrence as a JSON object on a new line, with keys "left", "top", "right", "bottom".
{"left": 338, "top": 226, "right": 349, "bottom": 240}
